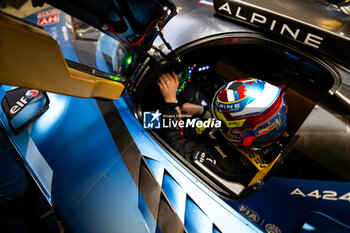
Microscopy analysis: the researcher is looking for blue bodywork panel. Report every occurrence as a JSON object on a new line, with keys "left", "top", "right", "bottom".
{"left": 0, "top": 91, "right": 264, "bottom": 233}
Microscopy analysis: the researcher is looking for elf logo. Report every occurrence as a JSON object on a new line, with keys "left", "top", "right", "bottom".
{"left": 10, "top": 90, "right": 39, "bottom": 115}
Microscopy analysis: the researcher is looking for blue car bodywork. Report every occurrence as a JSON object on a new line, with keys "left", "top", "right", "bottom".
{"left": 1, "top": 1, "right": 350, "bottom": 233}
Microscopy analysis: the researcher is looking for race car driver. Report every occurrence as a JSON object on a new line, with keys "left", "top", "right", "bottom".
{"left": 157, "top": 72, "right": 288, "bottom": 185}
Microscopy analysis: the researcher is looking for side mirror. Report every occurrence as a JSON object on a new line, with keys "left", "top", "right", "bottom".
{"left": 1, "top": 88, "right": 49, "bottom": 134}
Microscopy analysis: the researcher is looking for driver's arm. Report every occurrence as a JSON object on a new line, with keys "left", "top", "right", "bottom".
{"left": 157, "top": 72, "right": 204, "bottom": 161}
{"left": 158, "top": 72, "right": 206, "bottom": 116}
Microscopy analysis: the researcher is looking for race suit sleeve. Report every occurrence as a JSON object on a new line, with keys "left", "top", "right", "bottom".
{"left": 161, "top": 103, "right": 207, "bottom": 162}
